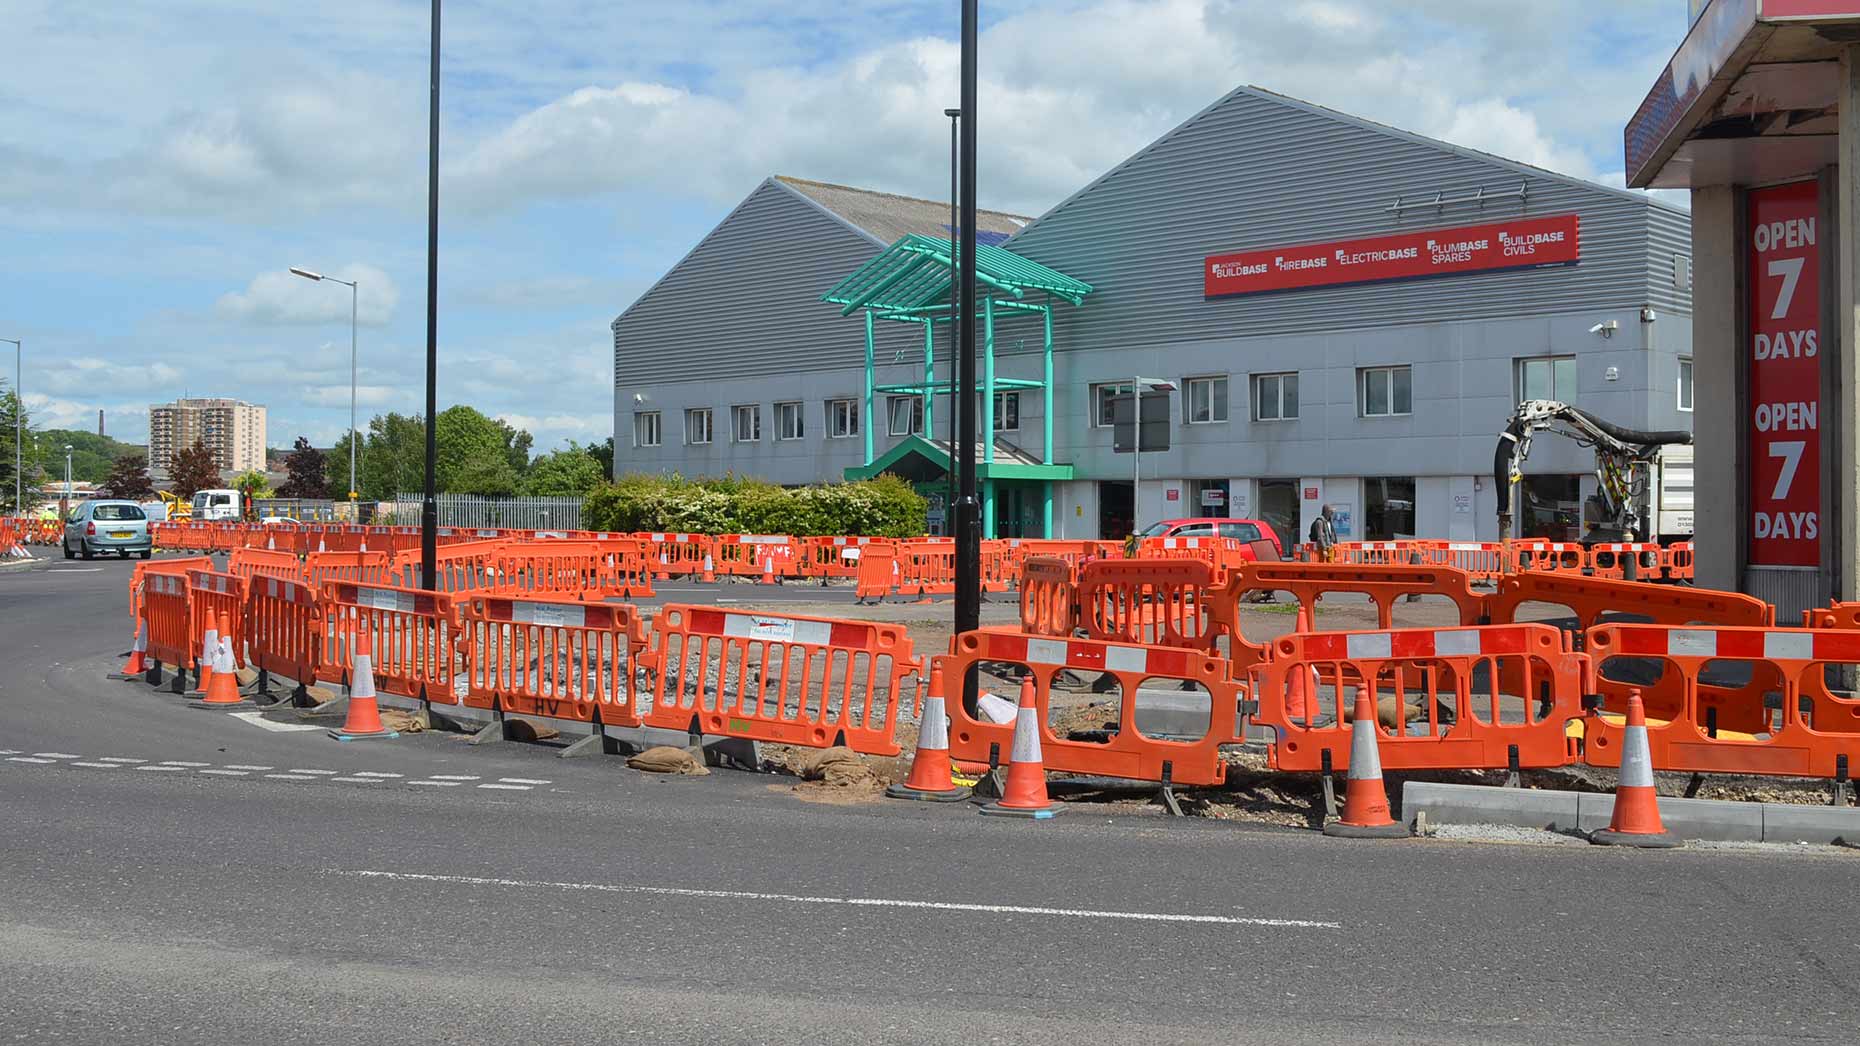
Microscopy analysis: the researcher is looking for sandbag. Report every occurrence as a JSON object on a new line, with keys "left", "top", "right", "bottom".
{"left": 626, "top": 745, "right": 710, "bottom": 775}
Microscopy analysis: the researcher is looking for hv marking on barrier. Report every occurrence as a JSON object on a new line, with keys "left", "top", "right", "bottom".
{"left": 329, "top": 870, "right": 1343, "bottom": 929}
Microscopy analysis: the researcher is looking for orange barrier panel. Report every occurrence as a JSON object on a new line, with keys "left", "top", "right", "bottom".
{"left": 1252, "top": 623, "right": 1583, "bottom": 773}
{"left": 1137, "top": 536, "right": 1249, "bottom": 586}
{"left": 1210, "top": 562, "right": 1485, "bottom": 672}
{"left": 1662, "top": 542, "right": 1695, "bottom": 582}
{"left": 853, "top": 543, "right": 899, "bottom": 604}
{"left": 228, "top": 546, "right": 305, "bottom": 586}
{"left": 941, "top": 629, "right": 1239, "bottom": 786}
{"left": 1018, "top": 556, "right": 1079, "bottom": 637}
{"left": 187, "top": 569, "right": 248, "bottom": 670}
{"left": 641, "top": 604, "right": 919, "bottom": 755}
{"left": 456, "top": 595, "right": 647, "bottom": 727}
{"left": 645, "top": 533, "right": 714, "bottom": 579}
{"left": 318, "top": 582, "right": 461, "bottom": 702}
{"left": 1427, "top": 541, "right": 1510, "bottom": 583}
{"left": 894, "top": 541, "right": 956, "bottom": 600}
{"left": 245, "top": 575, "right": 322, "bottom": 694}
{"left": 1585, "top": 542, "right": 1665, "bottom": 581}
{"left": 1077, "top": 559, "right": 1217, "bottom": 650}
{"left": 1584, "top": 624, "right": 1860, "bottom": 778}
{"left": 1510, "top": 540, "right": 1587, "bottom": 574}
{"left": 306, "top": 550, "right": 393, "bottom": 590}
{"left": 798, "top": 536, "right": 882, "bottom": 581}
{"left": 142, "top": 570, "right": 196, "bottom": 678}
{"left": 1483, "top": 571, "right": 1773, "bottom": 632}
{"left": 386, "top": 539, "right": 508, "bottom": 593}
{"left": 711, "top": 535, "right": 798, "bottom": 578}
{"left": 488, "top": 541, "right": 654, "bottom": 600}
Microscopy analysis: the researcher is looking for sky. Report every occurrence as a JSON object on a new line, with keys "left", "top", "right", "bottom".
{"left": 0, "top": 0, "right": 1692, "bottom": 456}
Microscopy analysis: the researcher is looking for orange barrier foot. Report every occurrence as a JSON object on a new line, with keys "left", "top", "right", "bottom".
{"left": 329, "top": 632, "right": 397, "bottom": 742}
{"left": 1323, "top": 687, "right": 1408, "bottom": 839}
{"left": 1589, "top": 690, "right": 1679, "bottom": 848}
{"left": 979, "top": 678, "right": 1057, "bottom": 819}
{"left": 886, "top": 664, "right": 971, "bottom": 803}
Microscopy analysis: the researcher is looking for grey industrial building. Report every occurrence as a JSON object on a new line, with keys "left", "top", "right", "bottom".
{"left": 612, "top": 85, "right": 1695, "bottom": 548}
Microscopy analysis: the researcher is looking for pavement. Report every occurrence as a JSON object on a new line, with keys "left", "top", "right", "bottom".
{"left": 3, "top": 552, "right": 1860, "bottom": 1044}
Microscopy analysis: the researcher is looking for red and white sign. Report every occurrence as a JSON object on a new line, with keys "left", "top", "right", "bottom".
{"left": 1165, "top": 488, "right": 1180, "bottom": 502}
{"left": 1747, "top": 180, "right": 1821, "bottom": 567}
{"left": 1205, "top": 215, "right": 1580, "bottom": 298}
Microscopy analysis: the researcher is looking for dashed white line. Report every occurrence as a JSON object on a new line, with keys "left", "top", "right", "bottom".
{"left": 477, "top": 783, "right": 531, "bottom": 791}
{"left": 350, "top": 771, "right": 402, "bottom": 778}
{"left": 33, "top": 752, "right": 80, "bottom": 759}
{"left": 97, "top": 757, "right": 146, "bottom": 764}
{"left": 497, "top": 778, "right": 551, "bottom": 785}
{"left": 0, "top": 750, "right": 19, "bottom": 756}
{"left": 289, "top": 769, "right": 338, "bottom": 776}
{"left": 223, "top": 764, "right": 272, "bottom": 771}
{"left": 331, "top": 777, "right": 382, "bottom": 784}
{"left": 198, "top": 769, "right": 248, "bottom": 777}
{"left": 71, "top": 762, "right": 121, "bottom": 769}
{"left": 8, "top": 757, "right": 57, "bottom": 764}
{"left": 135, "top": 765, "right": 189, "bottom": 772}
{"left": 330, "top": 870, "right": 1344, "bottom": 929}
{"left": 159, "top": 761, "right": 210, "bottom": 768}
{"left": 408, "top": 780, "right": 462, "bottom": 787}
{"left": 264, "top": 774, "right": 317, "bottom": 781}
{"left": 429, "top": 775, "right": 479, "bottom": 781}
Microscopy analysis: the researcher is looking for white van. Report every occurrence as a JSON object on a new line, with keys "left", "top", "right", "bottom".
{"left": 191, "top": 488, "right": 242, "bottom": 521}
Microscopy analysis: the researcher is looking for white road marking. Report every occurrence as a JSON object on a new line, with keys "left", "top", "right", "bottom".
{"left": 97, "top": 757, "right": 146, "bottom": 764}
{"left": 8, "top": 757, "right": 56, "bottom": 764}
{"left": 72, "top": 762, "right": 121, "bottom": 769}
{"left": 477, "top": 783, "right": 531, "bottom": 791}
{"left": 47, "top": 567, "right": 103, "bottom": 572}
{"left": 350, "top": 771, "right": 402, "bottom": 778}
{"left": 264, "top": 774, "right": 317, "bottom": 781}
{"left": 331, "top": 777, "right": 382, "bottom": 784}
{"left": 198, "top": 769, "right": 248, "bottom": 777}
{"left": 227, "top": 711, "right": 322, "bottom": 732}
{"left": 497, "top": 777, "right": 551, "bottom": 785}
{"left": 407, "top": 780, "right": 461, "bottom": 787}
{"left": 0, "top": 750, "right": 19, "bottom": 755}
{"left": 331, "top": 870, "right": 1342, "bottom": 929}
{"left": 223, "top": 764, "right": 273, "bottom": 771}
{"left": 33, "top": 752, "right": 80, "bottom": 759}
{"left": 429, "top": 775, "right": 479, "bottom": 781}
{"left": 288, "top": 769, "right": 338, "bottom": 775}
{"left": 159, "top": 761, "right": 210, "bottom": 767}
{"left": 135, "top": 765, "right": 189, "bottom": 772}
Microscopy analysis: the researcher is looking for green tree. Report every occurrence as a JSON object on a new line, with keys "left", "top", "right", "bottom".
{"left": 103, "top": 453, "right": 155, "bottom": 499}
{"left": 451, "top": 457, "right": 521, "bottom": 496}
{"left": 169, "top": 439, "right": 221, "bottom": 497}
{"left": 233, "top": 469, "right": 273, "bottom": 499}
{"left": 357, "top": 413, "right": 427, "bottom": 500}
{"left": 525, "top": 443, "right": 604, "bottom": 496}
{"left": 0, "top": 382, "right": 44, "bottom": 512}
{"left": 276, "top": 437, "right": 329, "bottom": 499}
{"left": 586, "top": 437, "right": 614, "bottom": 479}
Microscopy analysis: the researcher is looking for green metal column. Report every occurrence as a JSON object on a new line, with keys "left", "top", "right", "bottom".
{"left": 862, "top": 310, "right": 875, "bottom": 464}
{"left": 983, "top": 478, "right": 996, "bottom": 539}
{"left": 1041, "top": 300, "right": 1054, "bottom": 465}
{"left": 1043, "top": 480, "right": 1053, "bottom": 537}
{"left": 922, "top": 319, "right": 934, "bottom": 437}
{"left": 982, "top": 296, "right": 995, "bottom": 465}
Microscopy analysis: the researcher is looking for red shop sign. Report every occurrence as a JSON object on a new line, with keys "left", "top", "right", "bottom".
{"left": 1205, "top": 215, "right": 1580, "bottom": 298}
{"left": 1747, "top": 180, "right": 1821, "bottom": 567}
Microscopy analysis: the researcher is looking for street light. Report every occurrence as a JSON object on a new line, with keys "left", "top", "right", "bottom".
{"left": 63, "top": 443, "right": 73, "bottom": 506}
{"left": 2, "top": 337, "right": 19, "bottom": 514}
{"left": 290, "top": 267, "right": 360, "bottom": 501}
{"left": 943, "top": 106, "right": 959, "bottom": 538}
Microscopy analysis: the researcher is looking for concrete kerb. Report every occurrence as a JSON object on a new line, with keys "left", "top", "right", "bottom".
{"left": 1403, "top": 781, "right": 1860, "bottom": 847}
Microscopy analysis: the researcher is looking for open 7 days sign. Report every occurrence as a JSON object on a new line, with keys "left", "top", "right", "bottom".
{"left": 1205, "top": 215, "right": 1581, "bottom": 298}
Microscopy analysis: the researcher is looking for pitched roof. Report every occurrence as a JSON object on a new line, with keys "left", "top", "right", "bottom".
{"left": 775, "top": 176, "right": 1031, "bottom": 246}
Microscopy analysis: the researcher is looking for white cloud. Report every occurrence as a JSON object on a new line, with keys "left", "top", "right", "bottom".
{"left": 303, "top": 384, "right": 400, "bottom": 408}
{"left": 216, "top": 264, "right": 399, "bottom": 326}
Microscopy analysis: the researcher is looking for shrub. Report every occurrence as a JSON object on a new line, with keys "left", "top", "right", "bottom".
{"left": 582, "top": 473, "right": 926, "bottom": 537}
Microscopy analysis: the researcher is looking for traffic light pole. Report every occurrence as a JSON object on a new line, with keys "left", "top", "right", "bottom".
{"left": 953, "top": 0, "right": 981, "bottom": 702}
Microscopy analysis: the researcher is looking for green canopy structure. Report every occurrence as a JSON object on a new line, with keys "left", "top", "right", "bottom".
{"left": 821, "top": 234, "right": 1092, "bottom": 537}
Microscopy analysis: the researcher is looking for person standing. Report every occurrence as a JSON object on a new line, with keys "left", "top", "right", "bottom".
{"left": 1308, "top": 504, "right": 1337, "bottom": 562}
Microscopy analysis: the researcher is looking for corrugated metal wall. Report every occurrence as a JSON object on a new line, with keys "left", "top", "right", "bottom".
{"left": 1003, "top": 87, "right": 1688, "bottom": 360}
{"left": 1644, "top": 206, "right": 1695, "bottom": 316}
{"left": 611, "top": 179, "right": 920, "bottom": 387}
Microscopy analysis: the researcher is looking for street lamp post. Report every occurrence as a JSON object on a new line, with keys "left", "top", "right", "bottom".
{"left": 1128, "top": 377, "right": 1176, "bottom": 534}
{"left": 943, "top": 106, "right": 960, "bottom": 538}
{"left": 955, "top": 0, "right": 980, "bottom": 645}
{"left": 421, "top": 0, "right": 442, "bottom": 591}
{"left": 2, "top": 337, "right": 19, "bottom": 514}
{"left": 63, "top": 444, "right": 72, "bottom": 505}
{"left": 289, "top": 268, "right": 360, "bottom": 501}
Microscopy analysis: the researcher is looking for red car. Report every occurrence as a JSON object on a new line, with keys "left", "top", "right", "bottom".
{"left": 1137, "top": 517, "right": 1285, "bottom": 558}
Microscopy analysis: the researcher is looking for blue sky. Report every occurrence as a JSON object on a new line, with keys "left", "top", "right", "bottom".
{"left": 0, "top": 0, "right": 1689, "bottom": 455}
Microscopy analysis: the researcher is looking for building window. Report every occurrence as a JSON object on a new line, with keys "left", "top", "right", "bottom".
{"left": 993, "top": 391, "right": 1020, "bottom": 432}
{"left": 1092, "top": 382, "right": 1133, "bottom": 428}
{"left": 632, "top": 411, "right": 661, "bottom": 448}
{"left": 1359, "top": 365, "right": 1412, "bottom": 417}
{"left": 732, "top": 404, "right": 761, "bottom": 442}
{"left": 827, "top": 398, "right": 859, "bottom": 439}
{"left": 1254, "top": 372, "right": 1299, "bottom": 421}
{"left": 1515, "top": 356, "right": 1576, "bottom": 403}
{"left": 888, "top": 396, "right": 924, "bottom": 437}
{"left": 1364, "top": 477, "right": 1417, "bottom": 540}
{"left": 776, "top": 401, "right": 805, "bottom": 441}
{"left": 1185, "top": 376, "right": 1228, "bottom": 424}
{"left": 684, "top": 408, "right": 712, "bottom": 446}
{"left": 1677, "top": 357, "right": 1694, "bottom": 412}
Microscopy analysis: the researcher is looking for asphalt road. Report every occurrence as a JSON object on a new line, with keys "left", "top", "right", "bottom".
{"left": 3, "top": 553, "right": 1858, "bottom": 1045}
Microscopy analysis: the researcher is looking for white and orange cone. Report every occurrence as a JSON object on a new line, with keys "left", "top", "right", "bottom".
{"left": 1286, "top": 604, "right": 1317, "bottom": 722}
{"left": 1590, "top": 689, "right": 1679, "bottom": 848}
{"left": 760, "top": 556, "right": 777, "bottom": 585}
{"left": 197, "top": 614, "right": 245, "bottom": 705}
{"left": 887, "top": 663, "right": 971, "bottom": 802}
{"left": 191, "top": 616, "right": 221, "bottom": 695}
{"left": 317, "top": 536, "right": 327, "bottom": 553}
{"left": 113, "top": 620, "right": 149, "bottom": 680}
{"left": 979, "top": 677, "right": 1057, "bottom": 819}
{"left": 329, "top": 630, "right": 397, "bottom": 741}
{"left": 701, "top": 554, "right": 716, "bottom": 584}
{"left": 1324, "top": 686, "right": 1408, "bottom": 838}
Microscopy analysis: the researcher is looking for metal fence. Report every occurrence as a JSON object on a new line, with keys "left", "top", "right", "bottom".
{"left": 388, "top": 493, "right": 583, "bottom": 531}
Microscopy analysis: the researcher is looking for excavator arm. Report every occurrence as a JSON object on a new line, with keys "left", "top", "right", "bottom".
{"left": 1496, "top": 400, "right": 1691, "bottom": 541}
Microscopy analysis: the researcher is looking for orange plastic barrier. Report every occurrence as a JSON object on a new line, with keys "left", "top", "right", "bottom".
{"left": 1585, "top": 542, "right": 1664, "bottom": 581}
{"left": 1210, "top": 562, "right": 1485, "bottom": 672}
{"left": 1018, "top": 556, "right": 1079, "bottom": 637}
{"left": 386, "top": 539, "right": 508, "bottom": 592}
{"left": 711, "top": 535, "right": 797, "bottom": 578}
{"left": 141, "top": 569, "right": 197, "bottom": 678}
{"left": 799, "top": 536, "right": 882, "bottom": 581}
{"left": 645, "top": 533, "right": 715, "bottom": 579}
{"left": 488, "top": 541, "right": 654, "bottom": 600}
{"left": 318, "top": 582, "right": 461, "bottom": 702}
{"left": 1483, "top": 571, "right": 1773, "bottom": 632}
{"left": 1662, "top": 542, "right": 1695, "bottom": 582}
{"left": 228, "top": 546, "right": 305, "bottom": 586}
{"left": 941, "top": 629, "right": 1239, "bottom": 786}
{"left": 1137, "top": 536, "right": 1248, "bottom": 585}
{"left": 187, "top": 569, "right": 248, "bottom": 670}
{"left": 893, "top": 541, "right": 956, "bottom": 600}
{"left": 1584, "top": 624, "right": 1860, "bottom": 779}
{"left": 245, "top": 574, "right": 322, "bottom": 693}
{"left": 1076, "top": 559, "right": 1217, "bottom": 650}
{"left": 1510, "top": 540, "right": 1587, "bottom": 574}
{"left": 641, "top": 604, "right": 920, "bottom": 755}
{"left": 456, "top": 595, "right": 647, "bottom": 726}
{"left": 1428, "top": 541, "right": 1510, "bottom": 583}
{"left": 305, "top": 550, "right": 392, "bottom": 590}
{"left": 1252, "top": 623, "right": 1583, "bottom": 773}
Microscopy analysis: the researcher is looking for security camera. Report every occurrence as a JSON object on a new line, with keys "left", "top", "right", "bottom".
{"left": 1588, "top": 320, "right": 1619, "bottom": 338}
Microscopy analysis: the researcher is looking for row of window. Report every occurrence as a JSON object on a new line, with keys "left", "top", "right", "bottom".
{"left": 633, "top": 393, "right": 1025, "bottom": 448}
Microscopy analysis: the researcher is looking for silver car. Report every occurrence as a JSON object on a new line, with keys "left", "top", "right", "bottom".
{"left": 64, "top": 500, "right": 153, "bottom": 560}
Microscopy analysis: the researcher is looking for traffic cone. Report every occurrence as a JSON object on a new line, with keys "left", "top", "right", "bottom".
{"left": 197, "top": 618, "right": 245, "bottom": 705}
{"left": 191, "top": 616, "right": 221, "bottom": 694}
{"left": 113, "top": 621, "right": 149, "bottom": 680}
{"left": 979, "top": 677, "right": 1057, "bottom": 819}
{"left": 761, "top": 556, "right": 776, "bottom": 585}
{"left": 266, "top": 533, "right": 276, "bottom": 550}
{"left": 702, "top": 554, "right": 716, "bottom": 584}
{"left": 887, "top": 663, "right": 971, "bottom": 802}
{"left": 329, "top": 629, "right": 397, "bottom": 741}
{"left": 1590, "top": 690, "right": 1679, "bottom": 848}
{"left": 1323, "top": 686, "right": 1408, "bottom": 838}
{"left": 317, "top": 536, "right": 327, "bottom": 553}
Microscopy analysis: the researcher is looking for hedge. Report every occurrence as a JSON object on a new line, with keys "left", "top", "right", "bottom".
{"left": 582, "top": 473, "right": 927, "bottom": 538}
